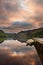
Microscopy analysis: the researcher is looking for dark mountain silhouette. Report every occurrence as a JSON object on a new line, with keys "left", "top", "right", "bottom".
{"left": 0, "top": 30, "right": 5, "bottom": 43}
{"left": 0, "top": 30, "right": 4, "bottom": 33}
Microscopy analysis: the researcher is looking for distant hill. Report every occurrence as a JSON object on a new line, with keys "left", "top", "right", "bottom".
{"left": 31, "top": 28, "right": 43, "bottom": 37}
{"left": 0, "top": 30, "right": 4, "bottom": 33}
{"left": 16, "top": 27, "right": 43, "bottom": 42}
{"left": 0, "top": 30, "right": 6, "bottom": 37}
{"left": 0, "top": 30, "right": 5, "bottom": 43}
{"left": 0, "top": 27, "right": 43, "bottom": 42}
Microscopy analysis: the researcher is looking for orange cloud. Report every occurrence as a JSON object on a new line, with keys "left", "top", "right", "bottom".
{"left": 0, "top": 0, "right": 43, "bottom": 32}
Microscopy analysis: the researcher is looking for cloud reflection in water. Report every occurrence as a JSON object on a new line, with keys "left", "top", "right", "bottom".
{"left": 0, "top": 40, "right": 42, "bottom": 65}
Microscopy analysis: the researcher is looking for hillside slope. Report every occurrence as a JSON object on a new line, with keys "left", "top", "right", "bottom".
{"left": 16, "top": 27, "right": 43, "bottom": 42}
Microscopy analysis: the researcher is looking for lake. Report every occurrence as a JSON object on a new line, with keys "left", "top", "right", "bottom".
{"left": 0, "top": 38, "right": 42, "bottom": 65}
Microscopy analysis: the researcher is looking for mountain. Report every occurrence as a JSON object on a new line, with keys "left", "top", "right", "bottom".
{"left": 16, "top": 27, "right": 43, "bottom": 42}
{"left": 0, "top": 30, "right": 5, "bottom": 37}
{"left": 0, "top": 30, "right": 6, "bottom": 43}
{"left": 0, "top": 27, "right": 43, "bottom": 42}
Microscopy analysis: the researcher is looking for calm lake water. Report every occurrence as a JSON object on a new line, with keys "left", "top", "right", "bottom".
{"left": 0, "top": 38, "right": 42, "bottom": 65}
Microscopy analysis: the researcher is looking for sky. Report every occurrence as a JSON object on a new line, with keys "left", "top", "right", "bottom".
{"left": 0, "top": 0, "right": 43, "bottom": 33}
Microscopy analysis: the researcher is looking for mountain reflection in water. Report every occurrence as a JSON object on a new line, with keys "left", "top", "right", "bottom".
{"left": 0, "top": 39, "right": 42, "bottom": 65}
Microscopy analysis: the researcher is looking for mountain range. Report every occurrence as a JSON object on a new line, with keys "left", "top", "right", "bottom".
{"left": 16, "top": 27, "right": 43, "bottom": 42}
{"left": 0, "top": 27, "right": 43, "bottom": 42}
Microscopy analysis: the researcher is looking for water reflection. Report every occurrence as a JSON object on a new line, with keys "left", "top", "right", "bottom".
{"left": 0, "top": 39, "right": 42, "bottom": 65}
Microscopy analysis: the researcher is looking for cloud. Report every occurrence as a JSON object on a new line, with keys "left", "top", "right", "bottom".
{"left": 0, "top": 0, "right": 43, "bottom": 32}
{"left": 1, "top": 0, "right": 20, "bottom": 12}
{"left": 1, "top": 21, "right": 33, "bottom": 33}
{"left": 0, "top": 15, "right": 8, "bottom": 24}
{"left": 30, "top": 15, "right": 43, "bottom": 22}
{"left": 33, "top": 0, "right": 43, "bottom": 5}
{"left": 11, "top": 21, "right": 32, "bottom": 28}
{"left": 29, "top": 14, "right": 43, "bottom": 28}
{"left": 0, "top": 15, "right": 8, "bottom": 20}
